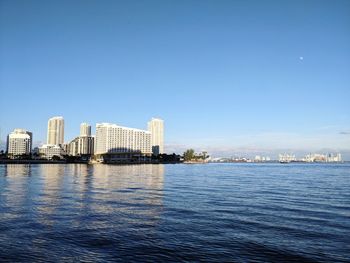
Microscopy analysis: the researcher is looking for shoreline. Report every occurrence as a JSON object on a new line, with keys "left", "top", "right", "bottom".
{"left": 0, "top": 160, "right": 347, "bottom": 165}
{"left": 0, "top": 159, "right": 182, "bottom": 165}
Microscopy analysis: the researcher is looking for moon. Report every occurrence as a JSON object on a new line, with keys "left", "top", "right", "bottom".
{"left": 299, "top": 56, "right": 304, "bottom": 60}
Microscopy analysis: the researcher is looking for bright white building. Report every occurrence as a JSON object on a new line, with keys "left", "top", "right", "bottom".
{"left": 279, "top": 153, "right": 296, "bottom": 163}
{"left": 148, "top": 118, "right": 164, "bottom": 155}
{"left": 38, "top": 144, "right": 62, "bottom": 159}
{"left": 95, "top": 123, "right": 152, "bottom": 160}
{"left": 7, "top": 129, "right": 32, "bottom": 157}
{"left": 80, "top": 123, "right": 91, "bottom": 137}
{"left": 47, "top": 116, "right": 64, "bottom": 145}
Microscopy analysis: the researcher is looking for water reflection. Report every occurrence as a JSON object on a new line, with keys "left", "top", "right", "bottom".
{"left": 0, "top": 164, "right": 165, "bottom": 261}
{"left": 88, "top": 164, "right": 165, "bottom": 224}
{"left": 1, "top": 165, "right": 34, "bottom": 221}
{"left": 1, "top": 164, "right": 164, "bottom": 227}
{"left": 3, "top": 164, "right": 32, "bottom": 177}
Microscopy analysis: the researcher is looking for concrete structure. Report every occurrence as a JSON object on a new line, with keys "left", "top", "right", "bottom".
{"left": 47, "top": 116, "right": 64, "bottom": 145}
{"left": 38, "top": 144, "right": 62, "bottom": 159}
{"left": 95, "top": 123, "right": 151, "bottom": 162}
{"left": 80, "top": 123, "right": 91, "bottom": 137}
{"left": 279, "top": 153, "right": 296, "bottom": 163}
{"left": 302, "top": 153, "right": 342, "bottom": 162}
{"left": 148, "top": 118, "right": 164, "bottom": 155}
{"left": 68, "top": 136, "right": 94, "bottom": 156}
{"left": 7, "top": 129, "right": 32, "bottom": 157}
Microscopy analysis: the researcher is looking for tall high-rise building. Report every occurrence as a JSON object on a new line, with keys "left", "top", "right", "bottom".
{"left": 47, "top": 116, "right": 64, "bottom": 145}
{"left": 148, "top": 118, "right": 164, "bottom": 155}
{"left": 80, "top": 123, "right": 91, "bottom": 137}
{"left": 7, "top": 129, "right": 32, "bottom": 157}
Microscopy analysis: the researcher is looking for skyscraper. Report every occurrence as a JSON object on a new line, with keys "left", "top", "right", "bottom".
{"left": 47, "top": 116, "right": 64, "bottom": 145}
{"left": 148, "top": 118, "right": 164, "bottom": 155}
{"left": 80, "top": 123, "right": 91, "bottom": 137}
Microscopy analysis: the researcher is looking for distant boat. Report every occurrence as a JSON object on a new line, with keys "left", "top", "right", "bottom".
{"left": 279, "top": 153, "right": 296, "bottom": 163}
{"left": 279, "top": 160, "right": 291, "bottom": 164}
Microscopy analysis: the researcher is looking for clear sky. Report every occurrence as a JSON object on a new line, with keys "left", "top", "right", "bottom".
{"left": 1, "top": 0, "right": 350, "bottom": 158}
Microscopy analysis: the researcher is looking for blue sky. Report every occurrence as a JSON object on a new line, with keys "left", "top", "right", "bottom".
{"left": 1, "top": 0, "right": 349, "bottom": 158}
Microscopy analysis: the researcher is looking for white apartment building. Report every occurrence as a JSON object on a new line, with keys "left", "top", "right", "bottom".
{"left": 148, "top": 118, "right": 164, "bottom": 155}
{"left": 38, "top": 144, "right": 62, "bottom": 159}
{"left": 7, "top": 129, "right": 32, "bottom": 157}
{"left": 68, "top": 136, "right": 94, "bottom": 156}
{"left": 80, "top": 122, "right": 91, "bottom": 137}
{"left": 95, "top": 123, "right": 152, "bottom": 159}
{"left": 47, "top": 116, "right": 64, "bottom": 145}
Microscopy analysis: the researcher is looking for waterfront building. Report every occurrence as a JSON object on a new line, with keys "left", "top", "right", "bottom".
{"left": 47, "top": 116, "right": 64, "bottom": 145}
{"left": 67, "top": 122, "right": 94, "bottom": 157}
{"left": 148, "top": 118, "right": 164, "bottom": 155}
{"left": 95, "top": 123, "right": 151, "bottom": 162}
{"left": 38, "top": 144, "right": 62, "bottom": 159}
{"left": 278, "top": 153, "right": 296, "bottom": 163}
{"left": 302, "top": 153, "right": 342, "bottom": 163}
{"left": 80, "top": 122, "right": 91, "bottom": 137}
{"left": 68, "top": 136, "right": 95, "bottom": 156}
{"left": 326, "top": 153, "right": 342, "bottom": 162}
{"left": 7, "top": 129, "right": 32, "bottom": 158}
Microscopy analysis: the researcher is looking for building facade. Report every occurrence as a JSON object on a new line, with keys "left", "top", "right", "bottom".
{"left": 47, "top": 116, "right": 64, "bottom": 145}
{"left": 38, "top": 144, "right": 62, "bottom": 159}
{"left": 68, "top": 136, "right": 94, "bottom": 156}
{"left": 80, "top": 122, "right": 91, "bottom": 137}
{"left": 7, "top": 129, "right": 32, "bottom": 157}
{"left": 148, "top": 118, "right": 164, "bottom": 155}
{"left": 95, "top": 123, "right": 152, "bottom": 162}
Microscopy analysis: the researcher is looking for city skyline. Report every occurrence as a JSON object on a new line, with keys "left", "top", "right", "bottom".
{"left": 1, "top": 0, "right": 349, "bottom": 158}
{"left": 1, "top": 115, "right": 348, "bottom": 160}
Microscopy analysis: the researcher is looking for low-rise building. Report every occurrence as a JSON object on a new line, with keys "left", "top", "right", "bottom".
{"left": 302, "top": 153, "right": 342, "bottom": 162}
{"left": 38, "top": 144, "right": 62, "bottom": 159}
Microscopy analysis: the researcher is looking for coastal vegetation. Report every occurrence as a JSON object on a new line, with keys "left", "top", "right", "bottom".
{"left": 183, "top": 149, "right": 209, "bottom": 162}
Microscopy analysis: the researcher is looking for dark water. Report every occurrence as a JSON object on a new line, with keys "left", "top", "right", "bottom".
{"left": 0, "top": 163, "right": 349, "bottom": 262}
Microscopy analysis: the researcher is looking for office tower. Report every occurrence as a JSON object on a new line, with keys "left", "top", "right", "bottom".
{"left": 148, "top": 118, "right": 164, "bottom": 155}
{"left": 95, "top": 123, "right": 151, "bottom": 156}
{"left": 80, "top": 122, "right": 91, "bottom": 137}
{"left": 47, "top": 116, "right": 64, "bottom": 145}
{"left": 7, "top": 129, "right": 32, "bottom": 157}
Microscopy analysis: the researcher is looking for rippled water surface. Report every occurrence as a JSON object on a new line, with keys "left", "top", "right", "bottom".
{"left": 0, "top": 163, "right": 349, "bottom": 262}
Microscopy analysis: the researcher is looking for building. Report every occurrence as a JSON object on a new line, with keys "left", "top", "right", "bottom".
{"left": 66, "top": 123, "right": 94, "bottom": 157}
{"left": 47, "top": 116, "right": 64, "bottom": 145}
{"left": 68, "top": 136, "right": 94, "bottom": 156}
{"left": 38, "top": 144, "right": 62, "bottom": 159}
{"left": 148, "top": 118, "right": 164, "bottom": 155}
{"left": 7, "top": 129, "right": 32, "bottom": 158}
{"left": 302, "top": 153, "right": 342, "bottom": 163}
{"left": 80, "top": 122, "right": 91, "bottom": 137}
{"left": 95, "top": 123, "right": 151, "bottom": 162}
{"left": 278, "top": 153, "right": 296, "bottom": 163}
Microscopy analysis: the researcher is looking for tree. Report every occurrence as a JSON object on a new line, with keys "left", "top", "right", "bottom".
{"left": 52, "top": 155, "right": 61, "bottom": 161}
{"left": 183, "top": 149, "right": 195, "bottom": 161}
{"left": 201, "top": 151, "right": 209, "bottom": 160}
